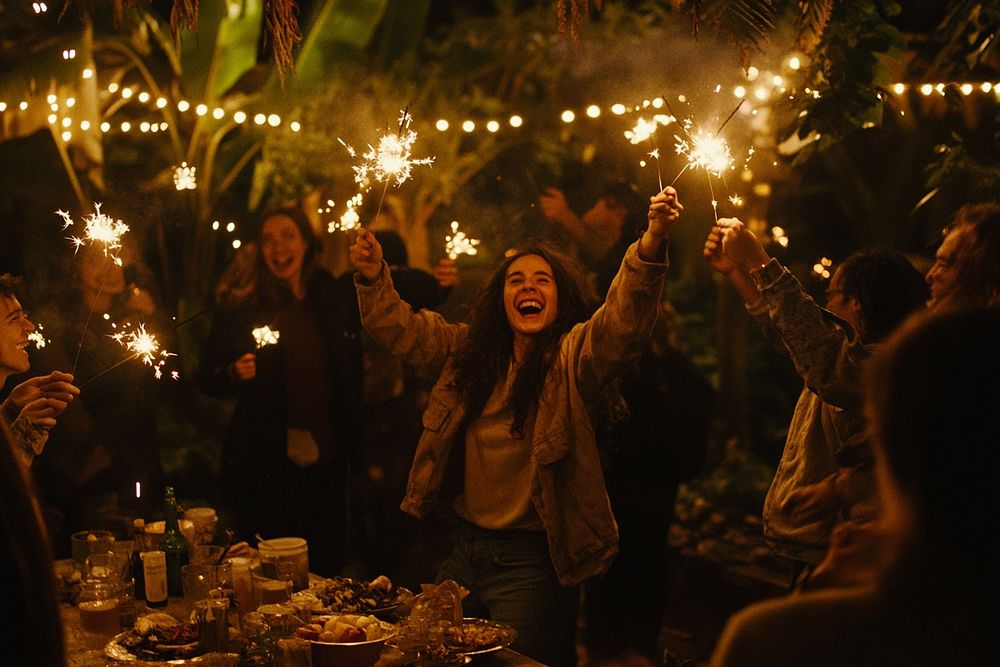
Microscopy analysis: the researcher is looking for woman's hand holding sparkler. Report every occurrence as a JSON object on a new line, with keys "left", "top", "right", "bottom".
{"left": 229, "top": 353, "right": 256, "bottom": 382}
{"left": 716, "top": 217, "right": 771, "bottom": 272}
{"left": 350, "top": 229, "right": 385, "bottom": 285}
{"left": 640, "top": 186, "right": 683, "bottom": 262}
{"left": 433, "top": 258, "right": 458, "bottom": 289}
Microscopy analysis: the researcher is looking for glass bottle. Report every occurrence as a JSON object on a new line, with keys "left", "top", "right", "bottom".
{"left": 161, "top": 486, "right": 189, "bottom": 597}
{"left": 130, "top": 518, "right": 146, "bottom": 602}
{"left": 141, "top": 550, "right": 168, "bottom": 608}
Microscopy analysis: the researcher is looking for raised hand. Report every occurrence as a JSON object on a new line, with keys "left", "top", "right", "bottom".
{"left": 717, "top": 217, "right": 771, "bottom": 272}
{"left": 538, "top": 187, "right": 580, "bottom": 232}
{"left": 350, "top": 228, "right": 384, "bottom": 284}
{"left": 433, "top": 258, "right": 458, "bottom": 289}
{"left": 646, "top": 186, "right": 684, "bottom": 236}
{"left": 703, "top": 225, "right": 737, "bottom": 275}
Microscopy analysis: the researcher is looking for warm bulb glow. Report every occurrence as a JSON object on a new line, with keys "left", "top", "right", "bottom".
{"left": 267, "top": 114, "right": 280, "bottom": 127}
{"left": 586, "top": 105, "right": 601, "bottom": 118}
{"left": 195, "top": 104, "right": 208, "bottom": 116}
{"left": 436, "top": 119, "right": 449, "bottom": 131}
{"left": 232, "top": 239, "right": 242, "bottom": 249}
{"left": 788, "top": 56, "right": 801, "bottom": 70}
{"left": 509, "top": 115, "right": 523, "bottom": 127}
{"left": 47, "top": 94, "right": 57, "bottom": 104}
{"left": 734, "top": 85, "right": 746, "bottom": 98}
{"left": 290, "top": 121, "right": 301, "bottom": 132}
{"left": 611, "top": 104, "right": 626, "bottom": 115}
{"left": 462, "top": 120, "right": 475, "bottom": 132}
{"left": 178, "top": 100, "right": 190, "bottom": 111}
{"left": 121, "top": 121, "right": 131, "bottom": 132}
{"left": 920, "top": 84, "right": 933, "bottom": 95}
{"left": 234, "top": 111, "right": 247, "bottom": 123}
{"left": 561, "top": 110, "right": 575, "bottom": 123}
{"left": 156, "top": 97, "right": 167, "bottom": 108}
{"left": 213, "top": 107, "right": 225, "bottom": 119}
{"left": 121, "top": 87, "right": 133, "bottom": 99}
{"left": 486, "top": 120, "right": 499, "bottom": 133}
{"left": 892, "top": 83, "right": 906, "bottom": 94}
{"left": 138, "top": 92, "right": 150, "bottom": 103}
{"left": 253, "top": 113, "right": 266, "bottom": 125}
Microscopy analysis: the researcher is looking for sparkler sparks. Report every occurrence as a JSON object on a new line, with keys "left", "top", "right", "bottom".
{"left": 173, "top": 162, "right": 197, "bottom": 190}
{"left": 445, "top": 221, "right": 480, "bottom": 260}
{"left": 344, "top": 110, "right": 435, "bottom": 189}
{"left": 674, "top": 126, "right": 735, "bottom": 177}
{"left": 329, "top": 193, "right": 363, "bottom": 233}
{"left": 57, "top": 203, "right": 130, "bottom": 265}
{"left": 109, "top": 323, "right": 177, "bottom": 380}
{"left": 28, "top": 324, "right": 47, "bottom": 349}
{"left": 252, "top": 325, "right": 280, "bottom": 349}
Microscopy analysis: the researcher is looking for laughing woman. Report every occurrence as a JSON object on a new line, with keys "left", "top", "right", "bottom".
{"left": 349, "top": 187, "right": 683, "bottom": 666}
{"left": 199, "top": 206, "right": 363, "bottom": 576}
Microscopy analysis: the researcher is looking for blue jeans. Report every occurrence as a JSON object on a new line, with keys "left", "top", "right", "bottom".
{"left": 437, "top": 520, "right": 579, "bottom": 666}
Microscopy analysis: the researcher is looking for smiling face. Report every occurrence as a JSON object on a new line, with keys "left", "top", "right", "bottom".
{"left": 0, "top": 295, "right": 35, "bottom": 384}
{"left": 260, "top": 213, "right": 308, "bottom": 292}
{"left": 925, "top": 226, "right": 967, "bottom": 311}
{"left": 503, "top": 254, "right": 559, "bottom": 346}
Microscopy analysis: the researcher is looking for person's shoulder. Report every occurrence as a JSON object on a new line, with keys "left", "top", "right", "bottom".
{"left": 711, "top": 586, "right": 887, "bottom": 667}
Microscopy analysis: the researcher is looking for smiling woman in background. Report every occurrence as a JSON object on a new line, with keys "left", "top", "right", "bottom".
{"left": 198, "top": 206, "right": 363, "bottom": 577}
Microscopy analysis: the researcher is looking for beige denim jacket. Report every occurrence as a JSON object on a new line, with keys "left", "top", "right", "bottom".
{"left": 355, "top": 242, "right": 667, "bottom": 586}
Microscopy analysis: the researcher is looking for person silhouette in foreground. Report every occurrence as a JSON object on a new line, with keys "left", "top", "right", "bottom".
{"left": 709, "top": 306, "right": 1000, "bottom": 666}
{"left": 351, "top": 186, "right": 683, "bottom": 666}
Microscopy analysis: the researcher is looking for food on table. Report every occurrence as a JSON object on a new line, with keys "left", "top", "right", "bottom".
{"left": 293, "top": 574, "right": 413, "bottom": 614}
{"left": 114, "top": 613, "right": 201, "bottom": 661}
{"left": 295, "top": 613, "right": 393, "bottom": 643}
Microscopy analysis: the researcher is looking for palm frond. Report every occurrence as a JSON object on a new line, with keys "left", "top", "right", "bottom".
{"left": 701, "top": 0, "right": 777, "bottom": 69}
{"left": 797, "top": 0, "right": 834, "bottom": 54}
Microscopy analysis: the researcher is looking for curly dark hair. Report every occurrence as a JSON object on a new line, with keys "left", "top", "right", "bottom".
{"left": 836, "top": 248, "right": 928, "bottom": 344}
{"left": 453, "top": 243, "right": 599, "bottom": 437}
{"left": 0, "top": 274, "right": 22, "bottom": 300}
{"left": 942, "top": 203, "right": 1000, "bottom": 308}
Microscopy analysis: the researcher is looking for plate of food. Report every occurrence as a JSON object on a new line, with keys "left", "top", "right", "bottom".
{"left": 444, "top": 618, "right": 518, "bottom": 656}
{"left": 292, "top": 575, "right": 413, "bottom": 616}
{"left": 105, "top": 613, "right": 203, "bottom": 663}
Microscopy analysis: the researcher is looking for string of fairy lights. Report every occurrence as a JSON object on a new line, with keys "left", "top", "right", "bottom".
{"left": 3, "top": 66, "right": 999, "bottom": 146}
{"left": 5, "top": 25, "right": 996, "bottom": 278}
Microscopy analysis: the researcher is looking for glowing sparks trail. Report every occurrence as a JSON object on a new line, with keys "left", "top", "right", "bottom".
{"left": 57, "top": 203, "right": 131, "bottom": 374}
{"left": 173, "top": 162, "right": 197, "bottom": 190}
{"left": 28, "top": 324, "right": 47, "bottom": 349}
{"left": 674, "top": 128, "right": 735, "bottom": 177}
{"left": 80, "top": 323, "right": 178, "bottom": 385}
{"left": 341, "top": 110, "right": 435, "bottom": 189}
{"left": 339, "top": 109, "right": 434, "bottom": 228}
{"left": 252, "top": 325, "right": 280, "bottom": 349}
{"left": 445, "top": 221, "right": 480, "bottom": 260}
{"left": 57, "top": 203, "right": 129, "bottom": 265}
{"left": 626, "top": 113, "right": 674, "bottom": 192}
{"left": 666, "top": 99, "right": 746, "bottom": 221}
{"left": 329, "top": 193, "right": 363, "bottom": 233}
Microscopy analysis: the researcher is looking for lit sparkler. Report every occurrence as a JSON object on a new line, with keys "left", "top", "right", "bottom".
{"left": 329, "top": 193, "right": 363, "bottom": 233}
{"left": 667, "top": 99, "right": 746, "bottom": 221}
{"left": 252, "top": 325, "right": 280, "bottom": 349}
{"left": 57, "top": 203, "right": 129, "bottom": 265}
{"left": 173, "top": 162, "right": 197, "bottom": 190}
{"left": 342, "top": 110, "right": 435, "bottom": 189}
{"left": 28, "top": 324, "right": 47, "bottom": 349}
{"left": 339, "top": 109, "right": 434, "bottom": 228}
{"left": 81, "top": 323, "right": 178, "bottom": 384}
{"left": 445, "top": 221, "right": 480, "bottom": 260}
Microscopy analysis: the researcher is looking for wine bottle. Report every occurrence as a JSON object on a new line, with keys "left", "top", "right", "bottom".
{"left": 130, "top": 518, "right": 146, "bottom": 602}
{"left": 160, "top": 486, "right": 189, "bottom": 597}
{"left": 141, "top": 550, "right": 168, "bottom": 608}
